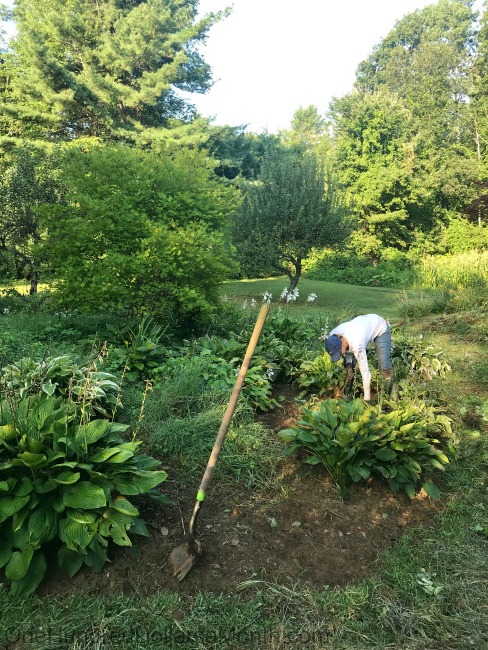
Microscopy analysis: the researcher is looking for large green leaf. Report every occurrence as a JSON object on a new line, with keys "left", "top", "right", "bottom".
{"left": 28, "top": 508, "right": 58, "bottom": 545}
{"left": 113, "top": 470, "right": 168, "bottom": 495}
{"left": 130, "top": 517, "right": 149, "bottom": 537}
{"left": 58, "top": 545, "right": 85, "bottom": 577}
{"left": 296, "top": 431, "right": 317, "bottom": 443}
{"left": 75, "top": 420, "right": 110, "bottom": 446}
{"left": 12, "top": 524, "right": 31, "bottom": 550}
{"left": 84, "top": 543, "right": 107, "bottom": 572}
{"left": 66, "top": 509, "right": 97, "bottom": 524}
{"left": 279, "top": 429, "right": 298, "bottom": 442}
{"left": 63, "top": 482, "right": 107, "bottom": 509}
{"left": 374, "top": 448, "right": 397, "bottom": 461}
{"left": 89, "top": 448, "right": 122, "bottom": 463}
{"left": 11, "top": 551, "right": 47, "bottom": 597}
{"left": 110, "top": 497, "right": 139, "bottom": 517}
{"left": 423, "top": 481, "right": 441, "bottom": 499}
{"left": 132, "top": 454, "right": 161, "bottom": 471}
{"left": 33, "top": 478, "right": 58, "bottom": 494}
{"left": 12, "top": 506, "right": 30, "bottom": 533}
{"left": 20, "top": 435, "right": 44, "bottom": 455}
{"left": 0, "top": 424, "right": 17, "bottom": 440}
{"left": 303, "top": 455, "right": 321, "bottom": 465}
{"left": 5, "top": 547, "right": 34, "bottom": 581}
{"left": 55, "top": 471, "right": 81, "bottom": 485}
{"left": 0, "top": 537, "right": 12, "bottom": 568}
{"left": 15, "top": 451, "right": 47, "bottom": 468}
{"left": 103, "top": 521, "right": 131, "bottom": 547}
{"left": 0, "top": 495, "right": 30, "bottom": 523}
{"left": 13, "top": 477, "right": 33, "bottom": 497}
{"left": 58, "top": 518, "right": 96, "bottom": 550}
{"left": 105, "top": 449, "right": 134, "bottom": 463}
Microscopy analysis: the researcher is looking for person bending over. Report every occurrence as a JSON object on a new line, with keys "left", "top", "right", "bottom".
{"left": 324, "top": 313, "right": 398, "bottom": 402}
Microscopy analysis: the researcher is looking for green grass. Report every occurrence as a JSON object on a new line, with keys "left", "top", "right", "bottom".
{"left": 223, "top": 276, "right": 416, "bottom": 321}
{"left": 0, "top": 280, "right": 50, "bottom": 294}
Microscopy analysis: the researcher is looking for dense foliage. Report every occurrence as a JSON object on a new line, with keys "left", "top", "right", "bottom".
{"left": 39, "top": 144, "right": 239, "bottom": 322}
{"left": 0, "top": 392, "right": 167, "bottom": 596}
{"left": 280, "top": 398, "right": 451, "bottom": 498}
{"left": 1, "top": 0, "right": 226, "bottom": 144}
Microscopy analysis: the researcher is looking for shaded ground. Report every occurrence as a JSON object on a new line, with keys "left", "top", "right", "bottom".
{"left": 38, "top": 387, "right": 442, "bottom": 598}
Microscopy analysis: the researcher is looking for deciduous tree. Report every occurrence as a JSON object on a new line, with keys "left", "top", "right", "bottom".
{"left": 39, "top": 145, "right": 240, "bottom": 322}
{"left": 233, "top": 144, "right": 346, "bottom": 290}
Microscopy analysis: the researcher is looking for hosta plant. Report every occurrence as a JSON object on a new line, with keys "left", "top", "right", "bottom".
{"left": 157, "top": 345, "right": 279, "bottom": 411}
{"left": 280, "top": 398, "right": 450, "bottom": 498}
{"left": 296, "top": 353, "right": 344, "bottom": 397}
{"left": 0, "top": 355, "right": 121, "bottom": 418}
{"left": 105, "top": 315, "right": 170, "bottom": 381}
{"left": 392, "top": 335, "right": 451, "bottom": 381}
{"left": 0, "top": 394, "right": 168, "bottom": 596}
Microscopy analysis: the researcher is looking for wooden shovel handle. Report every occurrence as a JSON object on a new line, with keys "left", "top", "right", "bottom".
{"left": 189, "top": 302, "right": 270, "bottom": 528}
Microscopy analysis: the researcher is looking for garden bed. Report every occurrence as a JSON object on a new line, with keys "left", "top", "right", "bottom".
{"left": 37, "top": 392, "right": 442, "bottom": 598}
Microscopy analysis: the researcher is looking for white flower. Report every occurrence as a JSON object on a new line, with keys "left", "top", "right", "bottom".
{"left": 263, "top": 291, "right": 272, "bottom": 303}
{"left": 307, "top": 292, "right": 317, "bottom": 303}
{"left": 242, "top": 300, "right": 248, "bottom": 310}
{"left": 266, "top": 368, "right": 275, "bottom": 379}
{"left": 3, "top": 308, "right": 9, "bottom": 314}
{"left": 223, "top": 294, "right": 228, "bottom": 302}
{"left": 319, "top": 322, "right": 330, "bottom": 340}
{"left": 250, "top": 298, "right": 257, "bottom": 307}
{"left": 280, "top": 287, "right": 288, "bottom": 300}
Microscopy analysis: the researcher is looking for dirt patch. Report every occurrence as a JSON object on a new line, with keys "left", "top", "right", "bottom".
{"left": 39, "top": 471, "right": 440, "bottom": 598}
{"left": 38, "top": 388, "right": 442, "bottom": 598}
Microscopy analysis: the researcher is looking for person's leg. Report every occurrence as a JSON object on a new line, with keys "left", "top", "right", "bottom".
{"left": 374, "top": 324, "right": 392, "bottom": 373}
{"left": 374, "top": 324, "right": 398, "bottom": 398}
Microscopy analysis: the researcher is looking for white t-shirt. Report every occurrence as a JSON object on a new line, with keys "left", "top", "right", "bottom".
{"left": 329, "top": 314, "right": 388, "bottom": 401}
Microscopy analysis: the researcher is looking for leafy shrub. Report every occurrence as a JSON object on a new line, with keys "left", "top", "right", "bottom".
{"left": 0, "top": 356, "right": 121, "bottom": 419}
{"left": 0, "top": 394, "right": 168, "bottom": 596}
{"left": 392, "top": 336, "right": 451, "bottom": 381}
{"left": 303, "top": 248, "right": 415, "bottom": 288}
{"left": 40, "top": 146, "right": 239, "bottom": 325}
{"left": 280, "top": 398, "right": 451, "bottom": 498}
{"left": 0, "top": 289, "right": 51, "bottom": 315}
{"left": 296, "top": 352, "right": 344, "bottom": 397}
{"left": 156, "top": 347, "right": 278, "bottom": 412}
{"left": 105, "top": 316, "right": 170, "bottom": 381}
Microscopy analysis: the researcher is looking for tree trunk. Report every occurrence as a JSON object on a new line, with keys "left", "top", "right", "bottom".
{"left": 29, "top": 269, "right": 38, "bottom": 295}
{"left": 287, "top": 257, "right": 302, "bottom": 293}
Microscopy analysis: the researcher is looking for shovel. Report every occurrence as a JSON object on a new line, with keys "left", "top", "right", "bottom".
{"left": 169, "top": 301, "right": 270, "bottom": 581}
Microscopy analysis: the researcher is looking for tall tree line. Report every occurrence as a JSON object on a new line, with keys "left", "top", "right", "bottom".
{"left": 1, "top": 0, "right": 488, "bottom": 305}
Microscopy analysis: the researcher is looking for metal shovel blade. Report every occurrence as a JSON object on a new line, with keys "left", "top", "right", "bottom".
{"left": 169, "top": 533, "right": 202, "bottom": 582}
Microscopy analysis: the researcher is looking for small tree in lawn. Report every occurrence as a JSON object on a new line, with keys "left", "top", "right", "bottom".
{"left": 0, "top": 144, "right": 58, "bottom": 292}
{"left": 233, "top": 144, "right": 346, "bottom": 291}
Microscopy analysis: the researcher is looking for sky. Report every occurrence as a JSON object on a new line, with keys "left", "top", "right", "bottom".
{"left": 190, "top": 0, "right": 482, "bottom": 133}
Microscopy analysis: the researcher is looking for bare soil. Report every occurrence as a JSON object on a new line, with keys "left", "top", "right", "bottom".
{"left": 39, "top": 388, "right": 442, "bottom": 597}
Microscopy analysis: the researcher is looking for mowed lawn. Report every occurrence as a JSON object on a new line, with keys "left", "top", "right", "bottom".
{"left": 223, "top": 276, "right": 422, "bottom": 321}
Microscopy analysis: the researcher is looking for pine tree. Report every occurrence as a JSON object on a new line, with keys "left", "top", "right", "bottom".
{"left": 1, "top": 0, "right": 226, "bottom": 143}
